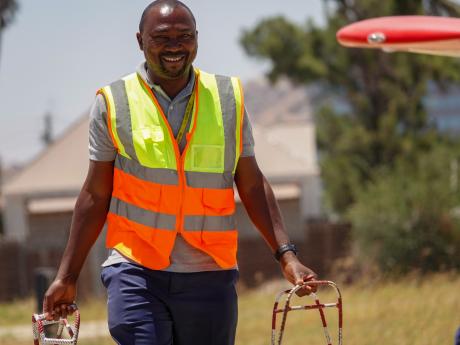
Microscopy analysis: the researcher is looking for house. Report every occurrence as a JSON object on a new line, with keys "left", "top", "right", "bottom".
{"left": 1, "top": 80, "right": 321, "bottom": 299}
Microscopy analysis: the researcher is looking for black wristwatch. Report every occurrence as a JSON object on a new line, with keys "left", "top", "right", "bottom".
{"left": 274, "top": 243, "right": 297, "bottom": 261}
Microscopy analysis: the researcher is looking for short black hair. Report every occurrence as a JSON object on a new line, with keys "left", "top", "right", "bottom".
{"left": 139, "top": 0, "right": 196, "bottom": 33}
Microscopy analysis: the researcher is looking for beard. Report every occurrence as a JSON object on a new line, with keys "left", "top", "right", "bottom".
{"left": 159, "top": 52, "right": 191, "bottom": 79}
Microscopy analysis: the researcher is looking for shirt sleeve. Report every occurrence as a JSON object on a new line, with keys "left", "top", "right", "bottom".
{"left": 241, "top": 106, "right": 255, "bottom": 157}
{"left": 88, "top": 94, "right": 117, "bottom": 161}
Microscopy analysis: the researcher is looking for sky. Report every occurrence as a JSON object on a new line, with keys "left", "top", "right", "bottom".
{"left": 0, "top": 0, "right": 324, "bottom": 167}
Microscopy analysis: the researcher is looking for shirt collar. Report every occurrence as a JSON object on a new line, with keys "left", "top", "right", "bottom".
{"left": 136, "top": 61, "right": 196, "bottom": 102}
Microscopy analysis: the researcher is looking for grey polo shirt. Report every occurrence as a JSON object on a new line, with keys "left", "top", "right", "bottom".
{"left": 89, "top": 62, "right": 255, "bottom": 272}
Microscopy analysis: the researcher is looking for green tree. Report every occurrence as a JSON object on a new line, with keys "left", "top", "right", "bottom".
{"left": 0, "top": 0, "right": 18, "bottom": 65}
{"left": 348, "top": 142, "right": 460, "bottom": 273}
{"left": 240, "top": 0, "right": 460, "bottom": 214}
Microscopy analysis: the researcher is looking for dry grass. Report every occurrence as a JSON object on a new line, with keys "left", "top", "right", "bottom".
{"left": 237, "top": 272, "right": 460, "bottom": 345}
{"left": 0, "top": 337, "right": 115, "bottom": 345}
{"left": 0, "top": 296, "right": 107, "bottom": 326}
{"left": 0, "top": 297, "right": 35, "bottom": 326}
{"left": 1, "top": 272, "right": 459, "bottom": 345}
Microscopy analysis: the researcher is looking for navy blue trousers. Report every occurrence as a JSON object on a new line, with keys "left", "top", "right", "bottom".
{"left": 101, "top": 263, "right": 239, "bottom": 345}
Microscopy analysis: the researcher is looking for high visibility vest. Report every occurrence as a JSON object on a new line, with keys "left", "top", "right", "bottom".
{"left": 97, "top": 69, "right": 244, "bottom": 270}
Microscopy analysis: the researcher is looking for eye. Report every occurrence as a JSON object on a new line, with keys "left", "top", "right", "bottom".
{"left": 180, "top": 33, "right": 193, "bottom": 41}
{"left": 152, "top": 36, "right": 168, "bottom": 44}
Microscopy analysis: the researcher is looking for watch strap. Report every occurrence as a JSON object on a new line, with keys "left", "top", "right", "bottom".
{"left": 274, "top": 243, "right": 297, "bottom": 261}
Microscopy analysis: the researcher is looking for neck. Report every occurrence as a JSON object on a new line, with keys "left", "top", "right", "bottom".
{"left": 147, "top": 67, "right": 192, "bottom": 99}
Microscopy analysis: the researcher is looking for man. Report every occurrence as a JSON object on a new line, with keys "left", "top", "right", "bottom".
{"left": 43, "top": 1, "right": 317, "bottom": 344}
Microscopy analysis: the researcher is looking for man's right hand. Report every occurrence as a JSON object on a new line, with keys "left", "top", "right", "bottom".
{"left": 41, "top": 161, "right": 114, "bottom": 321}
{"left": 43, "top": 279, "right": 77, "bottom": 320}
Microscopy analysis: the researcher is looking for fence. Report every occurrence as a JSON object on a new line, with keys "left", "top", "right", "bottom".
{"left": 237, "top": 220, "right": 351, "bottom": 287}
{"left": 0, "top": 220, "right": 351, "bottom": 301}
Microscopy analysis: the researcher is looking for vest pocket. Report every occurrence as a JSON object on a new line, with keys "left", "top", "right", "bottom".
{"left": 202, "top": 189, "right": 234, "bottom": 215}
{"left": 133, "top": 127, "right": 170, "bottom": 168}
{"left": 199, "top": 190, "right": 236, "bottom": 244}
{"left": 200, "top": 228, "right": 238, "bottom": 248}
{"left": 122, "top": 179, "right": 161, "bottom": 210}
{"left": 191, "top": 145, "right": 224, "bottom": 172}
{"left": 112, "top": 169, "right": 162, "bottom": 211}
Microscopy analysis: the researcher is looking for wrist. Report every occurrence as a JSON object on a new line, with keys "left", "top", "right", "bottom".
{"left": 279, "top": 250, "right": 299, "bottom": 265}
{"left": 274, "top": 243, "right": 298, "bottom": 262}
{"left": 56, "top": 272, "right": 78, "bottom": 285}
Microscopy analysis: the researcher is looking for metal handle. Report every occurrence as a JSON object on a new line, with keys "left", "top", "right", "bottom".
{"left": 32, "top": 304, "right": 80, "bottom": 345}
{"left": 271, "top": 281, "right": 343, "bottom": 345}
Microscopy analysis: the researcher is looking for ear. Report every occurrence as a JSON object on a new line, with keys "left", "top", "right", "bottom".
{"left": 136, "top": 32, "right": 144, "bottom": 51}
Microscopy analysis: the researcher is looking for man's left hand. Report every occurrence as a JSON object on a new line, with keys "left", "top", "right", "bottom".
{"left": 279, "top": 251, "right": 318, "bottom": 296}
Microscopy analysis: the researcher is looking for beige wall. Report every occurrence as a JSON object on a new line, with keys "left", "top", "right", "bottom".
{"left": 10, "top": 211, "right": 106, "bottom": 300}
{"left": 3, "top": 194, "right": 28, "bottom": 241}
{"left": 28, "top": 212, "right": 72, "bottom": 250}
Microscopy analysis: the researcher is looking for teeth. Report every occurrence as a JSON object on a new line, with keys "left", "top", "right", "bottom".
{"left": 163, "top": 56, "right": 184, "bottom": 62}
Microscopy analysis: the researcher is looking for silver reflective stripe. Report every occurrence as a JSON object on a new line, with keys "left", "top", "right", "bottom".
{"left": 110, "top": 197, "right": 176, "bottom": 230}
{"left": 215, "top": 75, "right": 237, "bottom": 173}
{"left": 185, "top": 171, "right": 233, "bottom": 189}
{"left": 184, "top": 214, "right": 236, "bottom": 231}
{"left": 110, "top": 79, "right": 137, "bottom": 160}
{"left": 115, "top": 155, "right": 179, "bottom": 185}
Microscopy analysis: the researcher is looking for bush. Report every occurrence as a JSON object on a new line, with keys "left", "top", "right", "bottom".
{"left": 348, "top": 144, "right": 460, "bottom": 273}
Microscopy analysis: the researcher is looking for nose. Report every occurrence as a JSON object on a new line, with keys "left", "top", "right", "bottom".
{"left": 165, "top": 38, "right": 182, "bottom": 50}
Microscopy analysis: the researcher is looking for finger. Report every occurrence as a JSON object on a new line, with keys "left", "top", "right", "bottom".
{"left": 303, "top": 274, "right": 316, "bottom": 281}
{"left": 43, "top": 295, "right": 54, "bottom": 320}
{"left": 54, "top": 306, "right": 61, "bottom": 320}
{"left": 295, "top": 278, "right": 304, "bottom": 286}
{"left": 296, "top": 273, "right": 314, "bottom": 286}
{"left": 295, "top": 274, "right": 308, "bottom": 285}
{"left": 67, "top": 304, "right": 76, "bottom": 316}
{"left": 60, "top": 304, "right": 68, "bottom": 319}
{"left": 303, "top": 275, "right": 318, "bottom": 293}
{"left": 308, "top": 283, "right": 318, "bottom": 293}
{"left": 295, "top": 284, "right": 313, "bottom": 296}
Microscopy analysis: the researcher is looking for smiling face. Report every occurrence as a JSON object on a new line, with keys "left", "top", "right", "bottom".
{"left": 137, "top": 3, "right": 198, "bottom": 83}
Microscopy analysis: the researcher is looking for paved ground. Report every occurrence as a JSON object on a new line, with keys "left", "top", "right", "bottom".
{"left": 0, "top": 320, "right": 110, "bottom": 340}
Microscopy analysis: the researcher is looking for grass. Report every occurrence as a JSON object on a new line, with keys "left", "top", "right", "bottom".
{"left": 1, "top": 272, "right": 459, "bottom": 344}
{"left": 0, "top": 296, "right": 108, "bottom": 327}
{"left": 237, "top": 272, "right": 460, "bottom": 345}
{"left": 0, "top": 297, "right": 35, "bottom": 327}
{"left": 0, "top": 337, "right": 115, "bottom": 345}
